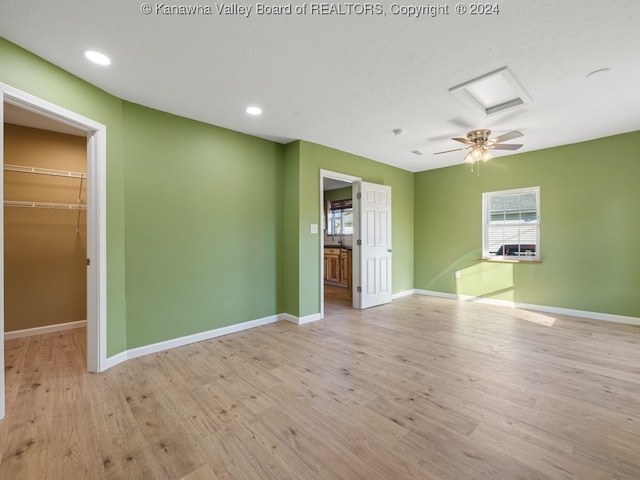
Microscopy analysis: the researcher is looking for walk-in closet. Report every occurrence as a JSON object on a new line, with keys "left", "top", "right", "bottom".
{"left": 3, "top": 107, "right": 87, "bottom": 343}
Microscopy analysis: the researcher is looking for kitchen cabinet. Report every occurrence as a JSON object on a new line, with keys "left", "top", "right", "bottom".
{"left": 324, "top": 247, "right": 351, "bottom": 288}
{"left": 324, "top": 248, "right": 341, "bottom": 283}
{"left": 340, "top": 249, "right": 352, "bottom": 290}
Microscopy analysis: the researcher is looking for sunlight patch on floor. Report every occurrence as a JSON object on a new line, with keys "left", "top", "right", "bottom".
{"left": 511, "top": 308, "right": 556, "bottom": 327}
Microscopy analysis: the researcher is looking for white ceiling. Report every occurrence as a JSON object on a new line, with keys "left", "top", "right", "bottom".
{"left": 2, "top": 0, "right": 639, "bottom": 172}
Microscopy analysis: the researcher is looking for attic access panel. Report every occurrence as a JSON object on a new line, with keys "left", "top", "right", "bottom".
{"left": 449, "top": 67, "right": 532, "bottom": 116}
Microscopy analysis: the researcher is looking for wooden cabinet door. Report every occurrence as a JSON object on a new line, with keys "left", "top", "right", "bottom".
{"left": 327, "top": 254, "right": 341, "bottom": 283}
{"left": 340, "top": 252, "right": 349, "bottom": 285}
{"left": 324, "top": 255, "right": 330, "bottom": 281}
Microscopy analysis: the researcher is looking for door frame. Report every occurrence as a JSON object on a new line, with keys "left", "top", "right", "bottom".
{"left": 319, "top": 169, "right": 362, "bottom": 317}
{"left": 0, "top": 83, "right": 108, "bottom": 419}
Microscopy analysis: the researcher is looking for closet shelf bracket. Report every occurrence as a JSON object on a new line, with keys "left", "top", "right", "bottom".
{"left": 4, "top": 164, "right": 87, "bottom": 179}
{"left": 4, "top": 200, "right": 87, "bottom": 210}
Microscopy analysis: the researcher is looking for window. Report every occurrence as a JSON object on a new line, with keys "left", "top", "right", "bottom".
{"left": 483, "top": 186, "right": 540, "bottom": 260}
{"left": 327, "top": 199, "right": 353, "bottom": 235}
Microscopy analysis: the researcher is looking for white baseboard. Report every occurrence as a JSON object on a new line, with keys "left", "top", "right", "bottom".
{"left": 415, "top": 289, "right": 640, "bottom": 326}
{"left": 392, "top": 289, "right": 416, "bottom": 299}
{"left": 282, "top": 312, "right": 323, "bottom": 325}
{"left": 126, "top": 314, "right": 281, "bottom": 363}
{"left": 104, "top": 351, "right": 128, "bottom": 370}
{"left": 4, "top": 320, "right": 87, "bottom": 340}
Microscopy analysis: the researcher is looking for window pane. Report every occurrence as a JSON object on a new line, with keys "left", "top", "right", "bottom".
{"left": 489, "top": 196, "right": 505, "bottom": 224}
{"left": 484, "top": 187, "right": 539, "bottom": 259}
{"left": 520, "top": 193, "right": 536, "bottom": 211}
{"left": 521, "top": 210, "right": 537, "bottom": 222}
{"left": 343, "top": 210, "right": 353, "bottom": 234}
{"left": 503, "top": 194, "right": 520, "bottom": 212}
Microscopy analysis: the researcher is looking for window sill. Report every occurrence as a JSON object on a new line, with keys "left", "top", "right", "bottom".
{"left": 480, "top": 257, "right": 542, "bottom": 264}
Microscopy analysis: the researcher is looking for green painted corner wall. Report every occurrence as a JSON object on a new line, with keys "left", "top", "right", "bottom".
{"left": 414, "top": 130, "right": 640, "bottom": 318}
{"left": 0, "top": 37, "right": 127, "bottom": 356}
{"left": 122, "top": 103, "right": 284, "bottom": 348}
{"left": 282, "top": 142, "right": 301, "bottom": 316}
{"left": 296, "top": 141, "right": 415, "bottom": 317}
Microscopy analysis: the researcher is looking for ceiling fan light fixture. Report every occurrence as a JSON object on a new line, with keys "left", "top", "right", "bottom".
{"left": 464, "top": 151, "right": 474, "bottom": 163}
{"left": 481, "top": 148, "right": 493, "bottom": 162}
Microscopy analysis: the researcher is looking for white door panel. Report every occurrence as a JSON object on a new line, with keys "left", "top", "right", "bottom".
{"left": 356, "top": 181, "right": 392, "bottom": 309}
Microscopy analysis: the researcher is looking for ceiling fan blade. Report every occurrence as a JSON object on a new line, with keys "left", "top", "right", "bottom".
{"left": 490, "top": 131, "right": 523, "bottom": 144}
{"left": 433, "top": 147, "right": 468, "bottom": 155}
{"left": 452, "top": 137, "right": 474, "bottom": 145}
{"left": 492, "top": 143, "right": 523, "bottom": 151}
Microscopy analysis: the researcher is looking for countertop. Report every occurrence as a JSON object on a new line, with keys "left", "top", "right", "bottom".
{"left": 324, "top": 245, "right": 352, "bottom": 250}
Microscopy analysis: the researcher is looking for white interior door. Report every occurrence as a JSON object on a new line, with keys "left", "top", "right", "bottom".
{"left": 356, "top": 181, "right": 392, "bottom": 309}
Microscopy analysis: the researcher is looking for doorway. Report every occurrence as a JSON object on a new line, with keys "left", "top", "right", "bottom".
{"left": 0, "top": 83, "right": 107, "bottom": 419}
{"left": 4, "top": 108, "right": 88, "bottom": 336}
{"left": 319, "top": 170, "right": 361, "bottom": 318}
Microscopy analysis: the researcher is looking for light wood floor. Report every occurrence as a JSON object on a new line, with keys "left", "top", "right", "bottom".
{"left": 2, "top": 294, "right": 640, "bottom": 479}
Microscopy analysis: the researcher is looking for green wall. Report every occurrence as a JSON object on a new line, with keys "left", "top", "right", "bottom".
{"left": 0, "top": 38, "right": 128, "bottom": 355}
{"left": 122, "top": 103, "right": 284, "bottom": 348}
{"left": 414, "top": 131, "right": 640, "bottom": 318}
{"left": 2, "top": 35, "right": 638, "bottom": 361}
{"left": 1, "top": 37, "right": 286, "bottom": 354}
{"left": 324, "top": 186, "right": 352, "bottom": 203}
{"left": 282, "top": 142, "right": 301, "bottom": 316}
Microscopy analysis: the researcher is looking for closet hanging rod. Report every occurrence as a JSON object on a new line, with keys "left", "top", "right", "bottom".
{"left": 4, "top": 200, "right": 87, "bottom": 210}
{"left": 4, "top": 164, "right": 87, "bottom": 179}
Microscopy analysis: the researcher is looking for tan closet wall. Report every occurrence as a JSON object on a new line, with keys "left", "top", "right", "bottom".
{"left": 4, "top": 124, "right": 87, "bottom": 332}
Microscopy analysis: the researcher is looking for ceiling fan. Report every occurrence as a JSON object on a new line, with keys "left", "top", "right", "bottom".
{"left": 433, "top": 129, "right": 524, "bottom": 163}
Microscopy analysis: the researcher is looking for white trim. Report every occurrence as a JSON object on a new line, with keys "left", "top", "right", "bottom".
{"left": 280, "top": 312, "right": 323, "bottom": 325}
{"left": 1, "top": 83, "right": 108, "bottom": 420}
{"left": 4, "top": 320, "right": 87, "bottom": 340}
{"left": 104, "top": 315, "right": 282, "bottom": 369}
{"left": 104, "top": 351, "right": 128, "bottom": 370}
{"left": 482, "top": 186, "right": 540, "bottom": 261}
{"left": 299, "top": 313, "right": 323, "bottom": 324}
{"left": 392, "top": 289, "right": 416, "bottom": 300}
{"left": 415, "top": 289, "right": 459, "bottom": 300}
{"left": 1, "top": 83, "right": 107, "bottom": 374}
{"left": 319, "top": 169, "right": 362, "bottom": 316}
{"left": 0, "top": 94, "right": 4, "bottom": 420}
{"left": 415, "top": 289, "right": 640, "bottom": 326}
{"left": 280, "top": 313, "right": 300, "bottom": 324}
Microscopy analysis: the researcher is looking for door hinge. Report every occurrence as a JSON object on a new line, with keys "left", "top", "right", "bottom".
{"left": 86, "top": 258, "right": 91, "bottom": 266}
{"left": 357, "top": 239, "right": 361, "bottom": 246}
{"left": 357, "top": 286, "right": 362, "bottom": 293}
{"left": 356, "top": 192, "right": 361, "bottom": 199}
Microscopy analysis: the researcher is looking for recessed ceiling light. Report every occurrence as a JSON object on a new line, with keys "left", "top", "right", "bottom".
{"left": 246, "top": 106, "right": 262, "bottom": 116}
{"left": 83, "top": 50, "right": 111, "bottom": 66}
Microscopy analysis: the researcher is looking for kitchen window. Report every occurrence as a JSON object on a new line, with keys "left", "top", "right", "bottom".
{"left": 327, "top": 199, "right": 353, "bottom": 235}
{"left": 482, "top": 186, "right": 540, "bottom": 261}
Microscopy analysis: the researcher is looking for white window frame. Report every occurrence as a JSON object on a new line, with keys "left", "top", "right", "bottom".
{"left": 482, "top": 186, "right": 540, "bottom": 261}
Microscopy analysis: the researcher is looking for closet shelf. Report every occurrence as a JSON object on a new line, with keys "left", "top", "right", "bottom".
{"left": 4, "top": 200, "right": 87, "bottom": 211}
{"left": 4, "top": 164, "right": 87, "bottom": 179}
